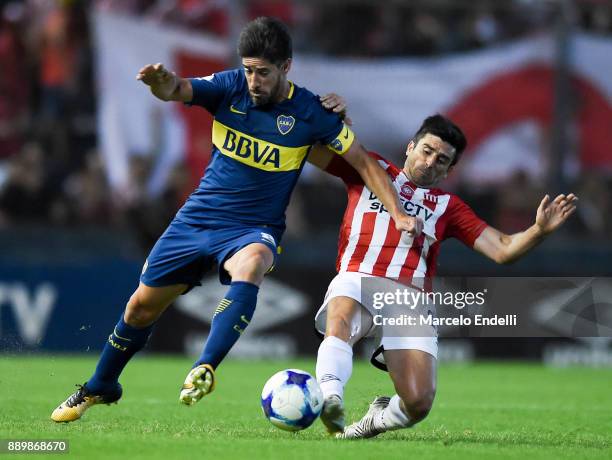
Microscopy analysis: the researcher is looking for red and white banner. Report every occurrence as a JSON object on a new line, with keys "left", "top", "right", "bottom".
{"left": 93, "top": 11, "right": 612, "bottom": 194}
{"left": 292, "top": 34, "right": 612, "bottom": 185}
{"left": 92, "top": 11, "right": 229, "bottom": 199}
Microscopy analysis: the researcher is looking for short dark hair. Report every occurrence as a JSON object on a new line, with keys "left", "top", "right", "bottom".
{"left": 237, "top": 17, "right": 292, "bottom": 65}
{"left": 413, "top": 115, "right": 467, "bottom": 166}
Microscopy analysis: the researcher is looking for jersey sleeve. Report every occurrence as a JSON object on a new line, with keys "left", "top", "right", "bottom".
{"left": 323, "top": 151, "right": 384, "bottom": 185}
{"left": 444, "top": 196, "right": 488, "bottom": 247}
{"left": 324, "top": 155, "right": 361, "bottom": 184}
{"left": 309, "top": 101, "right": 355, "bottom": 155}
{"left": 188, "top": 69, "right": 238, "bottom": 114}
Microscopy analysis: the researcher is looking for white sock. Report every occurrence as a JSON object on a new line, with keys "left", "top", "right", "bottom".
{"left": 377, "top": 395, "right": 412, "bottom": 431}
{"left": 316, "top": 336, "right": 353, "bottom": 399}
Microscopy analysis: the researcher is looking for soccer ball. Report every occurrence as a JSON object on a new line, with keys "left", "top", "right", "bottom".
{"left": 261, "top": 369, "right": 323, "bottom": 431}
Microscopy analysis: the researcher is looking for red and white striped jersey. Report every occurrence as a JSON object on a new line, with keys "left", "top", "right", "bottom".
{"left": 325, "top": 152, "right": 488, "bottom": 287}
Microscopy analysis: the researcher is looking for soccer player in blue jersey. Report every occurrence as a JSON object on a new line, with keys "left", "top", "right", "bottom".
{"left": 51, "top": 17, "right": 421, "bottom": 422}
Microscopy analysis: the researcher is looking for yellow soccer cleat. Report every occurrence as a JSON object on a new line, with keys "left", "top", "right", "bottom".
{"left": 51, "top": 383, "right": 122, "bottom": 423}
{"left": 179, "top": 364, "right": 216, "bottom": 406}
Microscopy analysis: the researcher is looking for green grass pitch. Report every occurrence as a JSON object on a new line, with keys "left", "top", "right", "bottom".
{"left": 0, "top": 356, "right": 610, "bottom": 459}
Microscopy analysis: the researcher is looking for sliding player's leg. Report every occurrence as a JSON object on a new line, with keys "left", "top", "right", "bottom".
{"left": 339, "top": 348, "right": 436, "bottom": 439}
{"left": 315, "top": 288, "right": 374, "bottom": 434}
{"left": 381, "top": 349, "right": 437, "bottom": 429}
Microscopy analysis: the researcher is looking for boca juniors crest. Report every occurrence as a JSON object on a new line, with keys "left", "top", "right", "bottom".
{"left": 277, "top": 115, "right": 295, "bottom": 135}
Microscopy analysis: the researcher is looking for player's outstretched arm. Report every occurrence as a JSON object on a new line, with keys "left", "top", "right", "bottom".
{"left": 473, "top": 193, "right": 578, "bottom": 264}
{"left": 136, "top": 63, "right": 193, "bottom": 102}
{"left": 315, "top": 92, "right": 421, "bottom": 236}
{"left": 343, "top": 142, "right": 423, "bottom": 237}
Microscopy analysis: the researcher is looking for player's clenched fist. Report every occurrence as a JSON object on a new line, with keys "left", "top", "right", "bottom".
{"left": 136, "top": 63, "right": 178, "bottom": 101}
{"left": 395, "top": 214, "right": 423, "bottom": 237}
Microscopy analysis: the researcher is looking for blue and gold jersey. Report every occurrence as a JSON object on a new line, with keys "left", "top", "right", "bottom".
{"left": 175, "top": 68, "right": 354, "bottom": 233}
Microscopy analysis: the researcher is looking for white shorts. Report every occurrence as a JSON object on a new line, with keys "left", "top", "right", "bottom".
{"left": 314, "top": 271, "right": 438, "bottom": 368}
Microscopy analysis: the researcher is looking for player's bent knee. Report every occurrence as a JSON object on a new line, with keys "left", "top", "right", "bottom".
{"left": 243, "top": 251, "right": 270, "bottom": 271}
{"left": 229, "top": 251, "right": 272, "bottom": 280}
{"left": 325, "top": 313, "right": 352, "bottom": 342}
{"left": 398, "top": 389, "right": 436, "bottom": 422}
{"left": 124, "top": 292, "right": 160, "bottom": 328}
{"left": 325, "top": 297, "right": 362, "bottom": 342}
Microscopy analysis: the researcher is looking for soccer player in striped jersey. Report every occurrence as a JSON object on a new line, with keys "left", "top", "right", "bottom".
{"left": 308, "top": 114, "right": 578, "bottom": 437}
{"left": 50, "top": 18, "right": 421, "bottom": 423}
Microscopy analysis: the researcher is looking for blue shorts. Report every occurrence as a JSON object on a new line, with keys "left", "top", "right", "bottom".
{"left": 140, "top": 219, "right": 281, "bottom": 289}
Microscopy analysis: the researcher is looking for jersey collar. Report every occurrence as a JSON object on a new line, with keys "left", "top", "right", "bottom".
{"left": 397, "top": 170, "right": 429, "bottom": 195}
{"left": 287, "top": 81, "right": 294, "bottom": 99}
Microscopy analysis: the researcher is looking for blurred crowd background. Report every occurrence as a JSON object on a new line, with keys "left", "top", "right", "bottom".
{"left": 1, "top": 0, "right": 611, "bottom": 253}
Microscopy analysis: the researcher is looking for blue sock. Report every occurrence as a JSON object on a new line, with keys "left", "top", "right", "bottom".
{"left": 196, "top": 281, "right": 259, "bottom": 369}
{"left": 87, "top": 315, "right": 153, "bottom": 393}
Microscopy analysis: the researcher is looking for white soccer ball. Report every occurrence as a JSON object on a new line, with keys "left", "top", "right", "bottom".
{"left": 261, "top": 369, "right": 323, "bottom": 431}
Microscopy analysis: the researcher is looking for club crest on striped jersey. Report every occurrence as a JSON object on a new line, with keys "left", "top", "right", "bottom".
{"left": 277, "top": 115, "right": 295, "bottom": 135}
{"left": 400, "top": 183, "right": 415, "bottom": 200}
